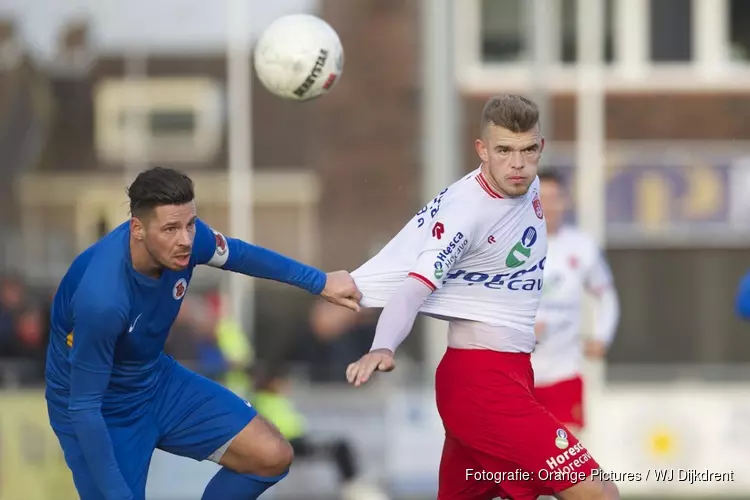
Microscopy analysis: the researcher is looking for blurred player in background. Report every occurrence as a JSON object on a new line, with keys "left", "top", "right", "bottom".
{"left": 347, "top": 95, "right": 619, "bottom": 499}
{"left": 734, "top": 269, "right": 750, "bottom": 320}
{"left": 45, "top": 167, "right": 362, "bottom": 500}
{"left": 532, "top": 169, "right": 620, "bottom": 435}
{"left": 252, "top": 363, "right": 389, "bottom": 500}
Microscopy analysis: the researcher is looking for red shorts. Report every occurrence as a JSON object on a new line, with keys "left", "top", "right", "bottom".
{"left": 435, "top": 348, "right": 600, "bottom": 500}
{"left": 534, "top": 375, "right": 585, "bottom": 430}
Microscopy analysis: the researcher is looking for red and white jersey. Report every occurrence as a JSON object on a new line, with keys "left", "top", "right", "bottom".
{"left": 352, "top": 168, "right": 547, "bottom": 353}
{"left": 531, "top": 226, "right": 616, "bottom": 385}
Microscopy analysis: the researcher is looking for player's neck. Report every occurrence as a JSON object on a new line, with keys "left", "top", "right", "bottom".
{"left": 129, "top": 238, "right": 164, "bottom": 279}
{"left": 479, "top": 164, "right": 508, "bottom": 198}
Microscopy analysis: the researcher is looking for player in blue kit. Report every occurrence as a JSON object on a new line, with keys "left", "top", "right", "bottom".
{"left": 45, "top": 167, "right": 362, "bottom": 500}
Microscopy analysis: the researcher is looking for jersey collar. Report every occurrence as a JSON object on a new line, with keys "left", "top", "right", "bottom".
{"left": 475, "top": 172, "right": 504, "bottom": 199}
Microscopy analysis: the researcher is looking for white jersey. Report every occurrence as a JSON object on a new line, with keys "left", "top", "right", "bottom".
{"left": 352, "top": 168, "right": 547, "bottom": 353}
{"left": 531, "top": 226, "right": 616, "bottom": 385}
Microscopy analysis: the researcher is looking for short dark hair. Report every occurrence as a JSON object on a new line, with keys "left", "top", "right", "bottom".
{"left": 480, "top": 94, "right": 540, "bottom": 135}
{"left": 538, "top": 168, "right": 565, "bottom": 187}
{"left": 127, "top": 167, "right": 195, "bottom": 217}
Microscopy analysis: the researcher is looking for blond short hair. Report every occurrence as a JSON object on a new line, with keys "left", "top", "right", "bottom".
{"left": 480, "top": 94, "right": 540, "bottom": 135}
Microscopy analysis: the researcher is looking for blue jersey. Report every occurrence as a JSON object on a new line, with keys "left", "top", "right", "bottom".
{"left": 737, "top": 269, "right": 750, "bottom": 320}
{"left": 45, "top": 218, "right": 326, "bottom": 498}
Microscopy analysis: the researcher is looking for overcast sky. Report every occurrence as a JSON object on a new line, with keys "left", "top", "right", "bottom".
{"left": 0, "top": 0, "right": 317, "bottom": 57}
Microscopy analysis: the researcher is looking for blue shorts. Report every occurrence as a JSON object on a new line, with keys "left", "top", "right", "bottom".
{"left": 47, "top": 359, "right": 257, "bottom": 500}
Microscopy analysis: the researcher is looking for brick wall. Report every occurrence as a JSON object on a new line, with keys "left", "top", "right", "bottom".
{"left": 315, "top": 0, "right": 421, "bottom": 270}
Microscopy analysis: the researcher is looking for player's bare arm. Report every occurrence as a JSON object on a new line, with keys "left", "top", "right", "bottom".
{"left": 346, "top": 276, "right": 433, "bottom": 386}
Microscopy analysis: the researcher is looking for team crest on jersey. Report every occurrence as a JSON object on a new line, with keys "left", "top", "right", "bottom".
{"left": 173, "top": 278, "right": 188, "bottom": 300}
{"left": 533, "top": 191, "right": 544, "bottom": 219}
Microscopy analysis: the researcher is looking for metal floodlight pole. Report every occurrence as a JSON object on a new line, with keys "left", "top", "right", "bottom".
{"left": 527, "top": 0, "right": 557, "bottom": 140}
{"left": 576, "top": 0, "right": 607, "bottom": 445}
{"left": 226, "top": 0, "right": 254, "bottom": 338}
{"left": 420, "top": 0, "right": 459, "bottom": 384}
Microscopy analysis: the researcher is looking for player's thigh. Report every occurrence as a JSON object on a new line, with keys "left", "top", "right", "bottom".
{"left": 535, "top": 376, "right": 585, "bottom": 431}
{"left": 437, "top": 433, "right": 504, "bottom": 500}
{"left": 53, "top": 431, "right": 106, "bottom": 500}
{"left": 52, "top": 423, "right": 157, "bottom": 500}
{"left": 219, "top": 412, "right": 295, "bottom": 476}
{"left": 483, "top": 407, "right": 601, "bottom": 499}
{"left": 154, "top": 361, "right": 266, "bottom": 467}
{"left": 554, "top": 476, "right": 620, "bottom": 500}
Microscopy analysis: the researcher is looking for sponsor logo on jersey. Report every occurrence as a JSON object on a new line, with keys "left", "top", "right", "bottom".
{"left": 432, "top": 222, "right": 445, "bottom": 240}
{"left": 434, "top": 232, "right": 469, "bottom": 269}
{"left": 433, "top": 261, "right": 444, "bottom": 280}
{"left": 545, "top": 441, "right": 590, "bottom": 471}
{"left": 443, "top": 257, "right": 545, "bottom": 291}
{"left": 533, "top": 191, "right": 544, "bottom": 219}
{"left": 506, "top": 226, "right": 538, "bottom": 268}
{"left": 555, "top": 429, "right": 569, "bottom": 449}
{"left": 173, "top": 278, "right": 188, "bottom": 300}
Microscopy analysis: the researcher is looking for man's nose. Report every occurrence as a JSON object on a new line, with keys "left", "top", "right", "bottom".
{"left": 510, "top": 150, "right": 525, "bottom": 168}
{"left": 178, "top": 229, "right": 192, "bottom": 246}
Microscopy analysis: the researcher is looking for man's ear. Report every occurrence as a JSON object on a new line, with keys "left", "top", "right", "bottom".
{"left": 475, "top": 138, "right": 489, "bottom": 163}
{"left": 130, "top": 216, "right": 145, "bottom": 241}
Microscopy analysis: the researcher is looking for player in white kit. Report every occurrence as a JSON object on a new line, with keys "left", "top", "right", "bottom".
{"left": 532, "top": 170, "right": 620, "bottom": 434}
{"left": 346, "top": 96, "right": 619, "bottom": 500}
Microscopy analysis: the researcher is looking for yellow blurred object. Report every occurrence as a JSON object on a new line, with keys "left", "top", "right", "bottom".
{"left": 0, "top": 391, "right": 78, "bottom": 500}
{"left": 647, "top": 425, "right": 677, "bottom": 459}
{"left": 253, "top": 391, "right": 306, "bottom": 440}
{"left": 216, "top": 317, "right": 253, "bottom": 396}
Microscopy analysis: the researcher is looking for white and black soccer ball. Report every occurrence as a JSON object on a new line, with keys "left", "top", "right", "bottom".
{"left": 254, "top": 14, "right": 344, "bottom": 101}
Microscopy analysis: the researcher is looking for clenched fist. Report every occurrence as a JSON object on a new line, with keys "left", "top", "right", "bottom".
{"left": 320, "top": 270, "right": 363, "bottom": 312}
{"left": 346, "top": 349, "right": 395, "bottom": 387}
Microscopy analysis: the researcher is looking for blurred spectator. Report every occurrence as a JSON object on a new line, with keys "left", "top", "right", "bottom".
{"left": 0, "top": 275, "right": 47, "bottom": 384}
{"left": 0, "top": 275, "right": 25, "bottom": 356}
{"left": 252, "top": 362, "right": 389, "bottom": 500}
{"left": 166, "top": 295, "right": 228, "bottom": 382}
{"left": 290, "top": 299, "right": 378, "bottom": 383}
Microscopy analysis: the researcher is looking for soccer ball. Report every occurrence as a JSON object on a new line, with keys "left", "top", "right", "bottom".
{"left": 254, "top": 14, "right": 344, "bottom": 101}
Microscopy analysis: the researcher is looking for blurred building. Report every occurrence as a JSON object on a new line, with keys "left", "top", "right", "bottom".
{"left": 1, "top": 0, "right": 750, "bottom": 373}
{"left": 0, "top": 1, "right": 750, "bottom": 498}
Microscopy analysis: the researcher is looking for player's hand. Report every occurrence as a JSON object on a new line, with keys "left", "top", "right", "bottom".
{"left": 584, "top": 339, "right": 607, "bottom": 359}
{"left": 320, "top": 270, "right": 363, "bottom": 312}
{"left": 346, "top": 349, "right": 395, "bottom": 387}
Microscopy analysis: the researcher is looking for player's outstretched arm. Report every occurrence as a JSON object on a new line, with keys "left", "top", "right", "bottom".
{"left": 346, "top": 277, "right": 433, "bottom": 387}
{"left": 193, "top": 218, "right": 361, "bottom": 311}
{"left": 68, "top": 296, "right": 134, "bottom": 500}
{"left": 585, "top": 247, "right": 620, "bottom": 358}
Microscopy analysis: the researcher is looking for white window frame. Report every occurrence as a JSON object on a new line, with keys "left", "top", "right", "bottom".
{"left": 94, "top": 77, "right": 223, "bottom": 166}
{"left": 455, "top": 0, "right": 750, "bottom": 93}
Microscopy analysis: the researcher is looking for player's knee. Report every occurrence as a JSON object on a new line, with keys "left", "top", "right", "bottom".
{"left": 260, "top": 437, "right": 295, "bottom": 476}
{"left": 602, "top": 480, "right": 620, "bottom": 499}
{"left": 223, "top": 417, "right": 295, "bottom": 476}
{"left": 557, "top": 478, "right": 619, "bottom": 500}
{"left": 236, "top": 437, "right": 294, "bottom": 476}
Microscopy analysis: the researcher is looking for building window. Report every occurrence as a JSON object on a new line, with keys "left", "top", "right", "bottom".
{"left": 95, "top": 78, "right": 222, "bottom": 166}
{"left": 729, "top": 0, "right": 750, "bottom": 61}
{"left": 560, "top": 0, "right": 615, "bottom": 63}
{"left": 650, "top": 0, "right": 693, "bottom": 62}
{"left": 480, "top": 0, "right": 614, "bottom": 64}
{"left": 480, "top": 0, "right": 525, "bottom": 62}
